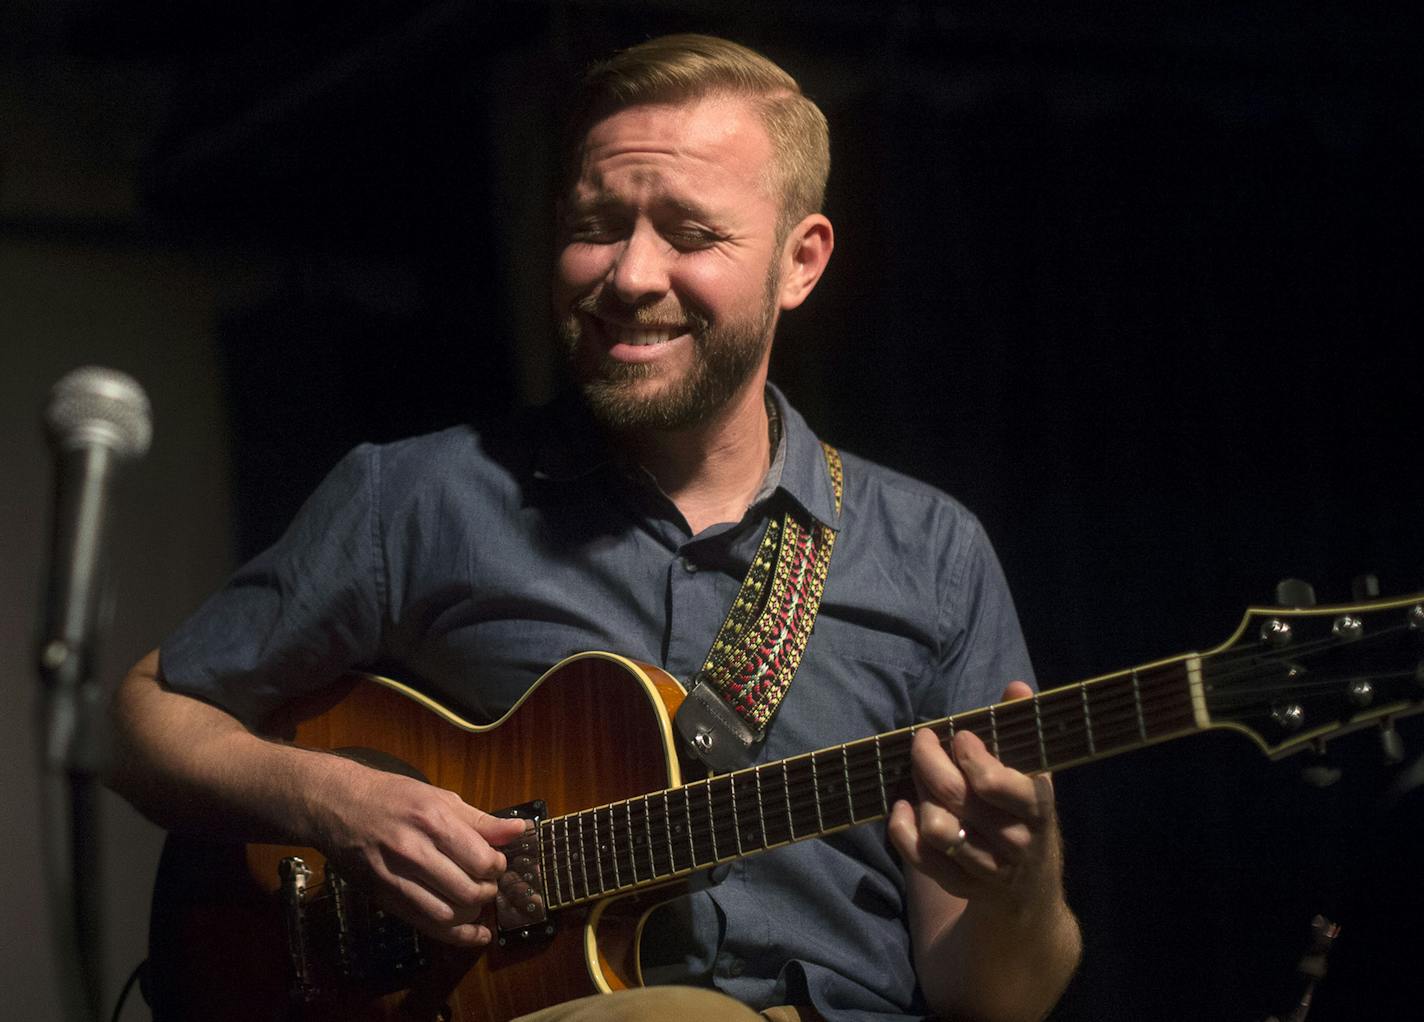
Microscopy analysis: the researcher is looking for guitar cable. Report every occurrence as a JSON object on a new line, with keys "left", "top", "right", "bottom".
{"left": 109, "top": 960, "right": 146, "bottom": 1022}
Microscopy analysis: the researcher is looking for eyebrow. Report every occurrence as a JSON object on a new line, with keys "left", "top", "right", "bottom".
{"left": 569, "top": 193, "right": 720, "bottom": 224}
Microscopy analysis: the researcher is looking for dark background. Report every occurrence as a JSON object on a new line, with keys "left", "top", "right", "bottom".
{"left": 3, "top": 2, "right": 1420, "bottom": 1019}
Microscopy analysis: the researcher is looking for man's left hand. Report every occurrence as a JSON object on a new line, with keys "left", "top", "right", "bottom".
{"left": 887, "top": 680, "right": 1062, "bottom": 913}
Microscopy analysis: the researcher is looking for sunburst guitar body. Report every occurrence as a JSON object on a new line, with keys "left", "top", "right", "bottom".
{"left": 147, "top": 653, "right": 692, "bottom": 1022}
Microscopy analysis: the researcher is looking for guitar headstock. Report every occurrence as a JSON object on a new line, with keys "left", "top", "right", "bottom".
{"left": 1201, "top": 592, "right": 1424, "bottom": 759}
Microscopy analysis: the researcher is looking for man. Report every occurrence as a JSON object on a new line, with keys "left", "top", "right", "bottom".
{"left": 109, "top": 34, "right": 1080, "bottom": 1022}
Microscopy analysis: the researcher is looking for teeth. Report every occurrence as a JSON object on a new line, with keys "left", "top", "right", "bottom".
{"left": 614, "top": 326, "right": 680, "bottom": 346}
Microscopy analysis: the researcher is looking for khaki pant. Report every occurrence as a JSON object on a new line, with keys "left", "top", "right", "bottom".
{"left": 512, "top": 987, "right": 818, "bottom": 1021}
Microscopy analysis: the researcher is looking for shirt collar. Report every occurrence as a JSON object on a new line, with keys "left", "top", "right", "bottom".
{"left": 530, "top": 392, "right": 614, "bottom": 483}
{"left": 531, "top": 383, "right": 841, "bottom": 531}
{"left": 763, "top": 382, "right": 841, "bottom": 530}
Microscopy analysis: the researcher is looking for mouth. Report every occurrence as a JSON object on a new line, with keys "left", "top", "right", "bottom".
{"left": 584, "top": 315, "right": 692, "bottom": 361}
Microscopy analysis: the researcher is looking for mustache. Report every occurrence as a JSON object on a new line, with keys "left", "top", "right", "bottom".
{"left": 572, "top": 290, "right": 710, "bottom": 334}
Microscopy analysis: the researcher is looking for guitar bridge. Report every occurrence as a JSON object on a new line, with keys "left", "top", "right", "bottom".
{"left": 278, "top": 854, "right": 432, "bottom": 1004}
{"left": 278, "top": 856, "right": 321, "bottom": 1003}
{"left": 493, "top": 800, "right": 556, "bottom": 947}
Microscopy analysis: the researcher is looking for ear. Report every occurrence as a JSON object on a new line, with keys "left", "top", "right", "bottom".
{"left": 776, "top": 213, "right": 835, "bottom": 311}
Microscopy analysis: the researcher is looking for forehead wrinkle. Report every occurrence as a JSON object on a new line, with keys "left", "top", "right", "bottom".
{"left": 573, "top": 97, "right": 779, "bottom": 222}
{"left": 574, "top": 165, "right": 726, "bottom": 223}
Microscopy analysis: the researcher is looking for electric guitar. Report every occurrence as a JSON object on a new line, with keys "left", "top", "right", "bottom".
{"left": 145, "top": 592, "right": 1424, "bottom": 1021}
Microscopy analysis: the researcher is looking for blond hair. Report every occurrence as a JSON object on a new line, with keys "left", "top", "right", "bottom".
{"left": 567, "top": 34, "right": 830, "bottom": 233}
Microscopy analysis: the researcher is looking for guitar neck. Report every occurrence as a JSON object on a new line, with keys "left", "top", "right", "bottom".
{"left": 537, "top": 654, "right": 1204, "bottom": 909}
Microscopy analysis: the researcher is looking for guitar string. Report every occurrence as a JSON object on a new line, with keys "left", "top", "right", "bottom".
{"left": 539, "top": 687, "right": 1200, "bottom": 901}
{"left": 257, "top": 617, "right": 1419, "bottom": 919}
{"left": 1197, "top": 624, "right": 1416, "bottom": 708}
{"left": 1196, "top": 620, "right": 1413, "bottom": 677}
{"left": 539, "top": 622, "right": 1418, "bottom": 901}
{"left": 540, "top": 693, "right": 1319, "bottom": 906}
{"left": 551, "top": 646, "right": 1384, "bottom": 888}
{"left": 541, "top": 672, "right": 1220, "bottom": 894}
{"left": 540, "top": 672, "right": 1201, "bottom": 880}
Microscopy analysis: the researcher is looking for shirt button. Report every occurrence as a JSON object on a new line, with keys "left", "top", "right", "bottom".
{"left": 722, "top": 956, "right": 745, "bottom": 978}
{"left": 680, "top": 556, "right": 698, "bottom": 573}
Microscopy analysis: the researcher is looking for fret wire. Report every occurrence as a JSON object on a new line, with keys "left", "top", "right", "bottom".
{"left": 643, "top": 795, "right": 659, "bottom": 879}
{"left": 971, "top": 707, "right": 1166, "bottom": 760}
{"left": 1032, "top": 694, "right": 1047, "bottom": 770}
{"left": 605, "top": 807, "right": 621, "bottom": 889}
{"left": 782, "top": 761, "right": 796, "bottom": 841}
{"left": 874, "top": 735, "right": 889, "bottom": 815}
{"left": 589, "top": 808, "right": 605, "bottom": 894}
{"left": 554, "top": 815, "right": 570, "bottom": 901}
{"left": 810, "top": 755, "right": 825, "bottom": 832}
{"left": 539, "top": 820, "right": 561, "bottom": 909}
{"left": 754, "top": 767, "right": 768, "bottom": 848}
{"left": 636, "top": 682, "right": 1202, "bottom": 841}
{"left": 533, "top": 820, "right": 548, "bottom": 907}
{"left": 991, "top": 706, "right": 1201, "bottom": 768}
{"left": 624, "top": 802, "right": 639, "bottom": 883}
{"left": 540, "top": 665, "right": 1210, "bottom": 893}
{"left": 684, "top": 786, "right": 697, "bottom": 867}
{"left": 730, "top": 775, "right": 744, "bottom": 855}
{"left": 573, "top": 812, "right": 590, "bottom": 899}
{"left": 551, "top": 817, "right": 567, "bottom": 906}
{"left": 573, "top": 814, "right": 587, "bottom": 896}
{"left": 707, "top": 780, "right": 719, "bottom": 861}
{"left": 841, "top": 746, "right": 856, "bottom": 823}
{"left": 1081, "top": 681, "right": 1095, "bottom": 756}
{"left": 939, "top": 671, "right": 1196, "bottom": 751}
{"left": 663, "top": 791, "right": 676, "bottom": 875}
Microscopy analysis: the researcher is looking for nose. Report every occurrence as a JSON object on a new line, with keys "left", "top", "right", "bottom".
{"left": 608, "top": 222, "right": 671, "bottom": 305}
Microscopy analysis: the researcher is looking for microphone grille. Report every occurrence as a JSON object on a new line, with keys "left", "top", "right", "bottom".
{"left": 45, "top": 366, "right": 153, "bottom": 459}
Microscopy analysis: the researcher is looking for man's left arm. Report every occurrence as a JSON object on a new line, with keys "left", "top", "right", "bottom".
{"left": 887, "top": 679, "right": 1081, "bottom": 1022}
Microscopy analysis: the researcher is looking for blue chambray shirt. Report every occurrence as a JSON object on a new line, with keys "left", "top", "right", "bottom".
{"left": 160, "top": 384, "right": 1035, "bottom": 1021}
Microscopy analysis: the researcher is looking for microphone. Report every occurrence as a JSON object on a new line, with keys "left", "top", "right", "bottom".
{"left": 38, "top": 365, "right": 152, "bottom": 772}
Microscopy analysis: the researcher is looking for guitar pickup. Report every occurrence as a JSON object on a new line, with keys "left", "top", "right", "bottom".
{"left": 493, "top": 801, "right": 555, "bottom": 946}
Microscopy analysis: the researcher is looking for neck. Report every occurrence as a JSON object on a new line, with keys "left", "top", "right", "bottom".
{"left": 623, "top": 382, "right": 773, "bottom": 535}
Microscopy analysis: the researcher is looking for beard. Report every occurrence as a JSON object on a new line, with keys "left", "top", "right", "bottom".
{"left": 559, "top": 267, "right": 780, "bottom": 432}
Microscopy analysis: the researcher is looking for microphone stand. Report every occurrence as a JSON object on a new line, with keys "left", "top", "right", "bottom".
{"left": 37, "top": 368, "right": 152, "bottom": 1022}
{"left": 38, "top": 444, "right": 120, "bottom": 1022}
{"left": 38, "top": 683, "right": 108, "bottom": 1022}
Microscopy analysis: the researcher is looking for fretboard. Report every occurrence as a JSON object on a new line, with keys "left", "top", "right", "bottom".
{"left": 536, "top": 656, "right": 1202, "bottom": 910}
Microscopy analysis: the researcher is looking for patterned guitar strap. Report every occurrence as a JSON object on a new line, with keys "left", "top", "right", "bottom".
{"left": 674, "top": 440, "right": 845, "bottom": 773}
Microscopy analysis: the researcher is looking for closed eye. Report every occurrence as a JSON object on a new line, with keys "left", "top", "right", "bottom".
{"left": 663, "top": 226, "right": 725, "bottom": 252}
{"left": 567, "top": 218, "right": 627, "bottom": 244}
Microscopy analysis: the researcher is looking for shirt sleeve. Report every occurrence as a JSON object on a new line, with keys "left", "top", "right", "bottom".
{"left": 158, "top": 443, "right": 386, "bottom": 727}
{"left": 915, "top": 511, "right": 1036, "bottom": 722}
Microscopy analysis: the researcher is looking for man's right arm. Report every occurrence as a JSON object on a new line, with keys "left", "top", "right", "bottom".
{"left": 108, "top": 649, "right": 526, "bottom": 946}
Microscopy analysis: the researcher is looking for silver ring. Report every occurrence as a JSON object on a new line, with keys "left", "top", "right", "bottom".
{"left": 946, "top": 826, "right": 967, "bottom": 856}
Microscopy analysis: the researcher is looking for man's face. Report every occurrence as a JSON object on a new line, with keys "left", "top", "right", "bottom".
{"left": 554, "top": 94, "right": 787, "bottom": 431}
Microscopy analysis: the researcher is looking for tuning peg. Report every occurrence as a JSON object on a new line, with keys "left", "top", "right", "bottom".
{"left": 1351, "top": 574, "right": 1380, "bottom": 601}
{"left": 1379, "top": 720, "right": 1405, "bottom": 764}
{"left": 1299, "top": 738, "right": 1340, "bottom": 787}
{"left": 1275, "top": 579, "right": 1317, "bottom": 608}
{"left": 1300, "top": 757, "right": 1342, "bottom": 788}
